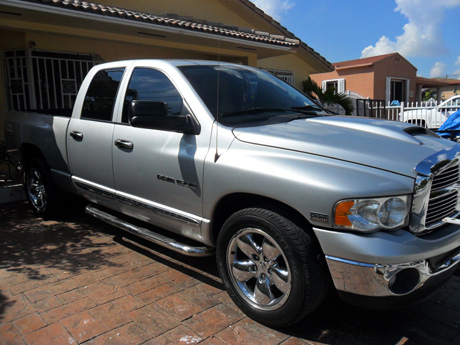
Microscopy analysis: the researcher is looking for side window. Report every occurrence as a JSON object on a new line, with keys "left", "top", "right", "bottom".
{"left": 122, "top": 68, "right": 185, "bottom": 123}
{"left": 81, "top": 68, "right": 125, "bottom": 121}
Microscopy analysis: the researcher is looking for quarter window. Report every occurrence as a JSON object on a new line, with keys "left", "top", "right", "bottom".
{"left": 81, "top": 68, "right": 125, "bottom": 121}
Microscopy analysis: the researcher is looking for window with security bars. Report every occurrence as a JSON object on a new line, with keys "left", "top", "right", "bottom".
{"left": 3, "top": 50, "right": 101, "bottom": 112}
{"left": 263, "top": 68, "right": 295, "bottom": 85}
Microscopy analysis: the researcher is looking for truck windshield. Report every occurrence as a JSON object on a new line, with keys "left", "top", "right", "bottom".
{"left": 179, "top": 65, "right": 324, "bottom": 124}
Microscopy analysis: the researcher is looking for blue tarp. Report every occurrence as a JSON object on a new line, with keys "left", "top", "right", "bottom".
{"left": 437, "top": 109, "right": 460, "bottom": 138}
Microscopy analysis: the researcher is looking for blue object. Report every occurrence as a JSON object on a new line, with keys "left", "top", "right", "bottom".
{"left": 437, "top": 109, "right": 460, "bottom": 138}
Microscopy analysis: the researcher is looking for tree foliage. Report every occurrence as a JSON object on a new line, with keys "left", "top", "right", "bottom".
{"left": 302, "top": 77, "right": 354, "bottom": 115}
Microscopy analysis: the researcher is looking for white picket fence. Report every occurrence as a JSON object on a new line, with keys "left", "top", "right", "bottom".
{"left": 356, "top": 99, "right": 460, "bottom": 129}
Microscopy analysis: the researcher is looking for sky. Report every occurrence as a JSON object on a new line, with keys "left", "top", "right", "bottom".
{"left": 250, "top": 0, "right": 460, "bottom": 79}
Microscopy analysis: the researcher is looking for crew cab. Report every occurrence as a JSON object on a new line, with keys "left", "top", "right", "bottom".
{"left": 6, "top": 60, "right": 460, "bottom": 327}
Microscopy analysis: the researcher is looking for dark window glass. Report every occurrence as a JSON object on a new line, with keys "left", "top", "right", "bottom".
{"left": 390, "top": 79, "right": 406, "bottom": 103}
{"left": 179, "top": 65, "right": 318, "bottom": 119}
{"left": 81, "top": 68, "right": 125, "bottom": 121}
{"left": 325, "top": 81, "right": 338, "bottom": 92}
{"left": 122, "top": 68, "right": 185, "bottom": 123}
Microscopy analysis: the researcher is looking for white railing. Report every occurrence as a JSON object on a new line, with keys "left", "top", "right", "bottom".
{"left": 359, "top": 99, "right": 460, "bottom": 129}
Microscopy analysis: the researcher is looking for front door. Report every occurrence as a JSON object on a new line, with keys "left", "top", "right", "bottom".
{"left": 112, "top": 67, "right": 207, "bottom": 241}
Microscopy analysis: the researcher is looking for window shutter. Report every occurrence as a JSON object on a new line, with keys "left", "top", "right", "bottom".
{"left": 321, "top": 80, "right": 327, "bottom": 92}
{"left": 386, "top": 77, "right": 391, "bottom": 103}
{"left": 337, "top": 79, "right": 345, "bottom": 93}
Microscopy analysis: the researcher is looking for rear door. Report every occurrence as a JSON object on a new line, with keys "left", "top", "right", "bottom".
{"left": 67, "top": 65, "right": 126, "bottom": 209}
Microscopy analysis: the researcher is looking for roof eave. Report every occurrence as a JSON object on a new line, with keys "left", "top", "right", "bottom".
{"left": 335, "top": 62, "right": 374, "bottom": 71}
{"left": 4, "top": 0, "right": 298, "bottom": 51}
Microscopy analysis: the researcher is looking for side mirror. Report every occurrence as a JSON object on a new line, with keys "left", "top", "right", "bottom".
{"left": 129, "top": 100, "right": 200, "bottom": 135}
{"left": 130, "top": 99, "right": 168, "bottom": 118}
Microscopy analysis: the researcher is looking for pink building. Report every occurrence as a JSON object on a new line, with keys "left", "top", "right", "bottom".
{"left": 310, "top": 53, "right": 417, "bottom": 104}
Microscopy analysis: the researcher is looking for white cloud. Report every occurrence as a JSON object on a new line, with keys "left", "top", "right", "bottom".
{"left": 456, "top": 56, "right": 460, "bottom": 65}
{"left": 362, "top": 0, "right": 460, "bottom": 58}
{"left": 430, "top": 62, "right": 447, "bottom": 78}
{"left": 361, "top": 36, "right": 396, "bottom": 57}
{"left": 250, "top": 0, "right": 295, "bottom": 21}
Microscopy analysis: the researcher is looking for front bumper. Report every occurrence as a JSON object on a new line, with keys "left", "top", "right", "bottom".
{"left": 314, "top": 223, "right": 460, "bottom": 298}
{"left": 325, "top": 253, "right": 460, "bottom": 297}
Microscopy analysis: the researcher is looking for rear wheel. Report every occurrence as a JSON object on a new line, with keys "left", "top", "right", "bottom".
{"left": 216, "top": 208, "right": 329, "bottom": 327}
{"left": 25, "top": 158, "right": 61, "bottom": 217}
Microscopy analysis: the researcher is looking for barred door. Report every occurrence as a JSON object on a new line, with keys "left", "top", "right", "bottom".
{"left": 3, "top": 50, "right": 100, "bottom": 112}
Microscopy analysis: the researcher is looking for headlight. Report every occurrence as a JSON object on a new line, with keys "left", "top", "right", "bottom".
{"left": 333, "top": 196, "right": 410, "bottom": 232}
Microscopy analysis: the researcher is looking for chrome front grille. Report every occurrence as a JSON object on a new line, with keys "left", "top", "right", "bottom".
{"left": 426, "top": 165, "right": 459, "bottom": 229}
{"left": 425, "top": 190, "right": 458, "bottom": 227}
{"left": 431, "top": 165, "right": 459, "bottom": 191}
{"left": 411, "top": 147, "right": 460, "bottom": 234}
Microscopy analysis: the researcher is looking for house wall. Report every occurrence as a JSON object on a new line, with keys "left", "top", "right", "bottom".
{"left": 0, "top": 30, "right": 28, "bottom": 140}
{"left": 440, "top": 85, "right": 460, "bottom": 100}
{"left": 258, "top": 54, "right": 317, "bottom": 90}
{"left": 311, "top": 54, "right": 417, "bottom": 104}
{"left": 335, "top": 66, "right": 375, "bottom": 99}
{"left": 23, "top": 31, "right": 235, "bottom": 62}
{"left": 309, "top": 67, "right": 375, "bottom": 99}
{"left": 309, "top": 70, "right": 339, "bottom": 94}
{"left": 373, "top": 55, "right": 416, "bottom": 102}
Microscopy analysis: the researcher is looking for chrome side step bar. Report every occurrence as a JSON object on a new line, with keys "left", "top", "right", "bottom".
{"left": 85, "top": 205, "right": 215, "bottom": 257}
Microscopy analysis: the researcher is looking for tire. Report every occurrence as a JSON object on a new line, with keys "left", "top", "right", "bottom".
{"left": 216, "top": 208, "right": 330, "bottom": 327}
{"left": 24, "top": 157, "right": 61, "bottom": 217}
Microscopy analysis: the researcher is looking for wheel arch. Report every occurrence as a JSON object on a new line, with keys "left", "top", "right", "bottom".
{"left": 210, "top": 193, "right": 315, "bottom": 245}
{"left": 20, "top": 143, "right": 47, "bottom": 170}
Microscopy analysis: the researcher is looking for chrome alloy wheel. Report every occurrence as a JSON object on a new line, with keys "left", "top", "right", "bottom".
{"left": 227, "top": 228, "right": 292, "bottom": 310}
{"left": 26, "top": 168, "right": 47, "bottom": 211}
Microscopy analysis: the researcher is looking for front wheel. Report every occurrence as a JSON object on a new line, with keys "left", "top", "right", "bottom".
{"left": 216, "top": 208, "right": 329, "bottom": 327}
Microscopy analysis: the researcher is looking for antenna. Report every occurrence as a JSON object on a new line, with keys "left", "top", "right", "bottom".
{"left": 214, "top": 38, "right": 221, "bottom": 163}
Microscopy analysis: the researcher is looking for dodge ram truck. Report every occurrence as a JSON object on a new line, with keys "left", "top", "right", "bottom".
{"left": 6, "top": 59, "right": 460, "bottom": 327}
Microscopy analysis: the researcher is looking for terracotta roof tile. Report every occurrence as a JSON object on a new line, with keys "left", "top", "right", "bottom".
{"left": 416, "top": 76, "right": 450, "bottom": 87}
{"left": 19, "top": 0, "right": 300, "bottom": 47}
{"left": 434, "top": 78, "right": 460, "bottom": 85}
{"left": 333, "top": 53, "right": 399, "bottom": 69}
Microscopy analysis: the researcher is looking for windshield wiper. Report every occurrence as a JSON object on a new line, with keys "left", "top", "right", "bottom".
{"left": 220, "top": 107, "right": 290, "bottom": 118}
{"left": 290, "top": 105, "right": 323, "bottom": 113}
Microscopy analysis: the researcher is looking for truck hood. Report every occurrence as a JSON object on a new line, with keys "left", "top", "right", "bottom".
{"left": 232, "top": 116, "right": 459, "bottom": 178}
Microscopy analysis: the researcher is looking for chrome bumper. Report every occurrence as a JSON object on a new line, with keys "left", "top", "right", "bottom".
{"left": 326, "top": 253, "right": 460, "bottom": 297}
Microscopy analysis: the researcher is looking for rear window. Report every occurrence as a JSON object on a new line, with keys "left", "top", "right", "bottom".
{"left": 81, "top": 68, "right": 125, "bottom": 121}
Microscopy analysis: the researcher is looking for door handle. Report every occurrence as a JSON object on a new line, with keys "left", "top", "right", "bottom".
{"left": 70, "top": 131, "right": 83, "bottom": 141}
{"left": 114, "top": 139, "right": 134, "bottom": 150}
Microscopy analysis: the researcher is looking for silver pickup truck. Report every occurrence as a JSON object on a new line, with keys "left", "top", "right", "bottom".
{"left": 6, "top": 59, "right": 460, "bottom": 327}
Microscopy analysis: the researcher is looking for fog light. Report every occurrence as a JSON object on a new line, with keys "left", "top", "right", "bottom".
{"left": 387, "top": 268, "right": 420, "bottom": 295}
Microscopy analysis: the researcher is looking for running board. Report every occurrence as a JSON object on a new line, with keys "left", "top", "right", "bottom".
{"left": 85, "top": 205, "right": 215, "bottom": 257}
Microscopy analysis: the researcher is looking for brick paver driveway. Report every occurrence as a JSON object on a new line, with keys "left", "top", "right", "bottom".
{"left": 1, "top": 201, "right": 460, "bottom": 345}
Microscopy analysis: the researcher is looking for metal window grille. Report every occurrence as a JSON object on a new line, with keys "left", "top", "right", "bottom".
{"left": 3, "top": 49, "right": 100, "bottom": 111}
{"left": 263, "top": 68, "right": 295, "bottom": 85}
